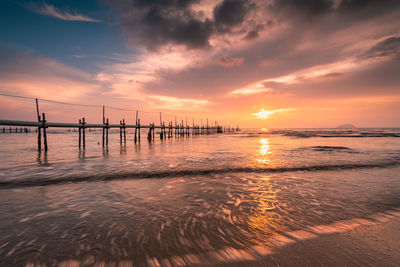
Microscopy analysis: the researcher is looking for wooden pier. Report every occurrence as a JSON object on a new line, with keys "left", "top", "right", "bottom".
{"left": 0, "top": 98, "right": 239, "bottom": 151}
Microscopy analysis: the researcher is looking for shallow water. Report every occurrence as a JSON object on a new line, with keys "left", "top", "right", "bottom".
{"left": 0, "top": 128, "right": 400, "bottom": 265}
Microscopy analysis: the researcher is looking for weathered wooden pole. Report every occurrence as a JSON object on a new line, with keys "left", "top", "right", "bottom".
{"left": 134, "top": 110, "right": 138, "bottom": 143}
{"left": 123, "top": 119, "right": 126, "bottom": 143}
{"left": 181, "top": 120, "right": 183, "bottom": 136}
{"left": 134, "top": 124, "right": 137, "bottom": 143}
{"left": 138, "top": 119, "right": 141, "bottom": 142}
{"left": 42, "top": 113, "right": 48, "bottom": 151}
{"left": 147, "top": 124, "right": 152, "bottom": 141}
{"left": 152, "top": 123, "right": 155, "bottom": 140}
{"left": 102, "top": 105, "right": 105, "bottom": 147}
{"left": 35, "top": 98, "right": 42, "bottom": 151}
{"left": 82, "top": 117, "right": 86, "bottom": 149}
{"left": 79, "top": 119, "right": 82, "bottom": 148}
{"left": 106, "top": 118, "right": 109, "bottom": 146}
{"left": 160, "top": 112, "right": 163, "bottom": 140}
{"left": 119, "top": 120, "right": 123, "bottom": 144}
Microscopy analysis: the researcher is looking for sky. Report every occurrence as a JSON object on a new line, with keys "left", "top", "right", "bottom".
{"left": 0, "top": 0, "right": 399, "bottom": 128}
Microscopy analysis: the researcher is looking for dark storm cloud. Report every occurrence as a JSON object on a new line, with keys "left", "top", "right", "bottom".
{"left": 337, "top": 0, "right": 400, "bottom": 21}
{"left": 244, "top": 24, "right": 266, "bottom": 40}
{"left": 107, "top": 0, "right": 400, "bottom": 51}
{"left": 138, "top": 8, "right": 213, "bottom": 49}
{"left": 338, "top": 0, "right": 397, "bottom": 11}
{"left": 108, "top": 0, "right": 255, "bottom": 50}
{"left": 270, "top": 0, "right": 333, "bottom": 17}
{"left": 108, "top": 0, "right": 213, "bottom": 50}
{"left": 362, "top": 37, "right": 400, "bottom": 59}
{"left": 214, "top": 0, "right": 251, "bottom": 32}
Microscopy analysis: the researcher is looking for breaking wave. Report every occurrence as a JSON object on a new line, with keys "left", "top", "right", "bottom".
{"left": 0, "top": 161, "right": 399, "bottom": 188}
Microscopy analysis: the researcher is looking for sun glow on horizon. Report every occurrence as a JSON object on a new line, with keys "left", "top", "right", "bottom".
{"left": 252, "top": 108, "right": 295, "bottom": 120}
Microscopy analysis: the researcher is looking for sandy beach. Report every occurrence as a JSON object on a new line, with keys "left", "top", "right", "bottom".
{"left": 231, "top": 213, "right": 400, "bottom": 266}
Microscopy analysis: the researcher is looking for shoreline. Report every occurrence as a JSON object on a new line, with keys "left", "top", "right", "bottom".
{"left": 20, "top": 209, "right": 400, "bottom": 266}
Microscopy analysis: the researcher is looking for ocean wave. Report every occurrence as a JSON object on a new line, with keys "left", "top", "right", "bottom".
{"left": 0, "top": 161, "right": 399, "bottom": 188}
{"left": 303, "top": 146, "right": 353, "bottom": 152}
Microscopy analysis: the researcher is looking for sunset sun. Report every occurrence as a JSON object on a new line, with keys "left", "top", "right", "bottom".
{"left": 252, "top": 109, "right": 275, "bottom": 120}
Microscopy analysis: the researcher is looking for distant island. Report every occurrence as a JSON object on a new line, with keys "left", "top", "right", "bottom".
{"left": 336, "top": 124, "right": 357, "bottom": 129}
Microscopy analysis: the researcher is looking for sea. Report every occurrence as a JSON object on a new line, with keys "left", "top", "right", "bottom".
{"left": 0, "top": 128, "right": 400, "bottom": 266}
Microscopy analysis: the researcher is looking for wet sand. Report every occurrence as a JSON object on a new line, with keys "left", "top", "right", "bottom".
{"left": 227, "top": 214, "right": 400, "bottom": 266}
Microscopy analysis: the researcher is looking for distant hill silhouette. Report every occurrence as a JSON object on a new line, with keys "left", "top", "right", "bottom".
{"left": 336, "top": 124, "right": 356, "bottom": 129}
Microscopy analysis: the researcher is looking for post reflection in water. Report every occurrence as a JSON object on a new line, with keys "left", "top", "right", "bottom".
{"left": 37, "top": 151, "right": 48, "bottom": 165}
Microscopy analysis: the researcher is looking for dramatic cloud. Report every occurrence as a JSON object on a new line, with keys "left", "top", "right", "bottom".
{"left": 214, "top": 0, "right": 251, "bottom": 32}
{"left": 362, "top": 36, "right": 400, "bottom": 59}
{"left": 108, "top": 0, "right": 262, "bottom": 50}
{"left": 108, "top": 0, "right": 212, "bottom": 49}
{"left": 33, "top": 3, "right": 101, "bottom": 22}
{"left": 270, "top": 0, "right": 333, "bottom": 17}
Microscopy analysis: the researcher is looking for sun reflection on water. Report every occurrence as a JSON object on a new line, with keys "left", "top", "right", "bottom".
{"left": 255, "top": 138, "right": 274, "bottom": 167}
{"left": 246, "top": 176, "right": 285, "bottom": 244}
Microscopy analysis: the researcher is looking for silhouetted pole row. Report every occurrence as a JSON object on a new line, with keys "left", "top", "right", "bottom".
{"left": 0, "top": 99, "right": 239, "bottom": 151}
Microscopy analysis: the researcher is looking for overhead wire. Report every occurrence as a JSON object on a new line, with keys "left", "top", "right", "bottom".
{"left": 0, "top": 92, "right": 217, "bottom": 125}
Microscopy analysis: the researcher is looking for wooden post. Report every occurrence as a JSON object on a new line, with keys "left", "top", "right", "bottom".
{"left": 123, "top": 119, "right": 126, "bottom": 143}
{"left": 79, "top": 119, "right": 82, "bottom": 148}
{"left": 163, "top": 122, "right": 166, "bottom": 139}
{"left": 82, "top": 117, "right": 86, "bottom": 149}
{"left": 35, "top": 98, "right": 41, "bottom": 151}
{"left": 135, "top": 111, "right": 138, "bottom": 143}
{"left": 134, "top": 124, "right": 137, "bottom": 143}
{"left": 120, "top": 120, "right": 122, "bottom": 144}
{"left": 102, "top": 106, "right": 105, "bottom": 147}
{"left": 138, "top": 119, "right": 141, "bottom": 142}
{"left": 42, "top": 113, "right": 48, "bottom": 151}
{"left": 106, "top": 118, "right": 109, "bottom": 146}
{"left": 152, "top": 123, "right": 155, "bottom": 140}
{"left": 160, "top": 112, "right": 163, "bottom": 140}
{"left": 160, "top": 122, "right": 163, "bottom": 140}
{"left": 147, "top": 125, "right": 152, "bottom": 141}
